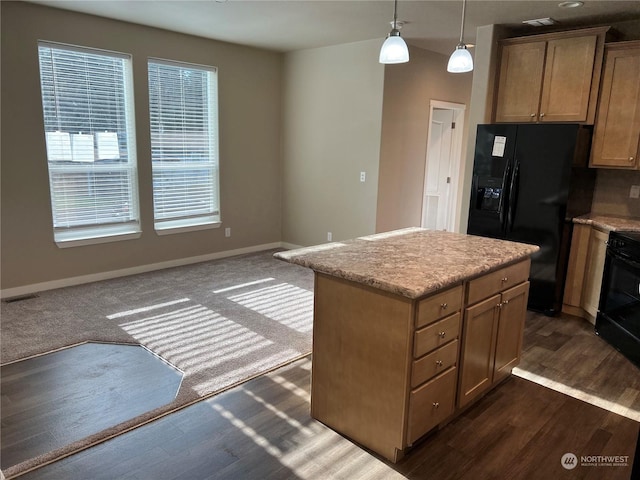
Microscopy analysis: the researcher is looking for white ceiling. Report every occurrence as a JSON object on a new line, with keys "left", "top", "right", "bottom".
{"left": 27, "top": 1, "right": 640, "bottom": 55}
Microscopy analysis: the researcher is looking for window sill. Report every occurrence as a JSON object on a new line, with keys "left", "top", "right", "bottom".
{"left": 155, "top": 217, "right": 221, "bottom": 235}
{"left": 55, "top": 225, "right": 141, "bottom": 248}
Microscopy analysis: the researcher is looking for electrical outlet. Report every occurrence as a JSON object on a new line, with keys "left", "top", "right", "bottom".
{"left": 360, "top": 171, "right": 366, "bottom": 183}
{"left": 225, "top": 227, "right": 231, "bottom": 237}
{"left": 327, "top": 232, "right": 332, "bottom": 242}
{"left": 630, "top": 185, "right": 640, "bottom": 199}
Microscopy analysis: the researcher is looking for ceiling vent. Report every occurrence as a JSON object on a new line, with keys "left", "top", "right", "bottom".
{"left": 522, "top": 17, "right": 558, "bottom": 27}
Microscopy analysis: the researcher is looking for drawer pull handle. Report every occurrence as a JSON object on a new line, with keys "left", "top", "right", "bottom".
{"left": 501, "top": 277, "right": 508, "bottom": 283}
{"left": 433, "top": 402, "right": 440, "bottom": 409}
{"left": 497, "top": 303, "right": 503, "bottom": 309}
{"left": 436, "top": 360, "right": 443, "bottom": 367}
{"left": 438, "top": 331, "right": 446, "bottom": 338}
{"left": 441, "top": 302, "right": 448, "bottom": 310}
{"left": 502, "top": 299, "right": 509, "bottom": 305}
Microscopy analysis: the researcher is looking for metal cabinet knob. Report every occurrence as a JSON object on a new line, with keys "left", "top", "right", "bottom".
{"left": 438, "top": 331, "right": 446, "bottom": 338}
{"left": 503, "top": 299, "right": 509, "bottom": 305}
{"left": 630, "top": 157, "right": 635, "bottom": 162}
{"left": 501, "top": 277, "right": 508, "bottom": 283}
{"left": 530, "top": 113, "right": 536, "bottom": 117}
{"left": 540, "top": 113, "right": 545, "bottom": 117}
{"left": 436, "top": 360, "right": 443, "bottom": 367}
{"left": 497, "top": 303, "right": 503, "bottom": 309}
{"left": 441, "top": 302, "right": 448, "bottom": 309}
{"left": 433, "top": 402, "right": 440, "bottom": 409}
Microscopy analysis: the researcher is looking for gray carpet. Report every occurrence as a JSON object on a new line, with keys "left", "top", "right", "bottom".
{"left": 0, "top": 248, "right": 314, "bottom": 477}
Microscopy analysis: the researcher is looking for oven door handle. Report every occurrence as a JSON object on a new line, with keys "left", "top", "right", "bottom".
{"left": 608, "top": 248, "right": 640, "bottom": 269}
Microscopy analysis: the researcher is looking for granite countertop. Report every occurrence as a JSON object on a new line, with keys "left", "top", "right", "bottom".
{"left": 573, "top": 214, "right": 640, "bottom": 232}
{"left": 274, "top": 228, "right": 539, "bottom": 299}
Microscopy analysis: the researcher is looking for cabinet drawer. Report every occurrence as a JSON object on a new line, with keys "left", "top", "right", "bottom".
{"left": 467, "top": 259, "right": 530, "bottom": 306}
{"left": 412, "top": 339, "right": 458, "bottom": 388}
{"left": 414, "top": 313, "right": 460, "bottom": 358}
{"left": 407, "top": 366, "right": 457, "bottom": 444}
{"left": 416, "top": 285, "right": 463, "bottom": 328}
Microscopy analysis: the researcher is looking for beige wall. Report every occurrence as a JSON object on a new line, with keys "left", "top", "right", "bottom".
{"left": 1, "top": 2, "right": 283, "bottom": 290}
{"left": 376, "top": 45, "right": 473, "bottom": 233}
{"left": 282, "top": 40, "right": 385, "bottom": 246}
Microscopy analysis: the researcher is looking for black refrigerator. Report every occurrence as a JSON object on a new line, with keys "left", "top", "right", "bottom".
{"left": 467, "top": 124, "right": 595, "bottom": 314}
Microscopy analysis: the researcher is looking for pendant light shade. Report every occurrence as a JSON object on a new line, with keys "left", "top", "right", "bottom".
{"left": 447, "top": 0, "right": 473, "bottom": 73}
{"left": 379, "top": 0, "right": 409, "bottom": 64}
{"left": 447, "top": 43, "right": 473, "bottom": 73}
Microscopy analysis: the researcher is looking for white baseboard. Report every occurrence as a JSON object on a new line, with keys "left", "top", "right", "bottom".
{"left": 1, "top": 242, "right": 285, "bottom": 299}
{"left": 280, "top": 242, "right": 304, "bottom": 250}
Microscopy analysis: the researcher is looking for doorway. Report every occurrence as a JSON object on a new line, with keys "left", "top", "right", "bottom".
{"left": 421, "top": 100, "right": 466, "bottom": 232}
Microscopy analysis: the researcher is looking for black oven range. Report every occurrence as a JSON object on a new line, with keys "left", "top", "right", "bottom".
{"left": 595, "top": 230, "right": 640, "bottom": 368}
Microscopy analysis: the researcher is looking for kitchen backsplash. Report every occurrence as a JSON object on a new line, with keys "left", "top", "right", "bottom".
{"left": 591, "top": 169, "right": 640, "bottom": 218}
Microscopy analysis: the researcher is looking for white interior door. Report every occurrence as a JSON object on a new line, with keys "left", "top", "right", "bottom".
{"left": 422, "top": 108, "right": 455, "bottom": 231}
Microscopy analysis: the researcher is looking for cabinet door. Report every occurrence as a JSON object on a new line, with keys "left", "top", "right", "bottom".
{"left": 539, "top": 35, "right": 597, "bottom": 122}
{"left": 494, "top": 42, "right": 546, "bottom": 123}
{"left": 582, "top": 228, "right": 608, "bottom": 320}
{"left": 563, "top": 224, "right": 592, "bottom": 308}
{"left": 590, "top": 43, "right": 640, "bottom": 169}
{"left": 493, "top": 282, "right": 529, "bottom": 383}
{"left": 458, "top": 294, "right": 500, "bottom": 408}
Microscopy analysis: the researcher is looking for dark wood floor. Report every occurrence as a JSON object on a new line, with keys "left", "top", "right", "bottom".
{"left": 12, "top": 311, "right": 640, "bottom": 480}
{"left": 516, "top": 312, "right": 640, "bottom": 420}
{"left": 1, "top": 343, "right": 182, "bottom": 470}
{"left": 4, "top": 312, "right": 640, "bottom": 480}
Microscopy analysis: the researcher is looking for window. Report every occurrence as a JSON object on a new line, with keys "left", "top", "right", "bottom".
{"left": 148, "top": 59, "right": 220, "bottom": 232}
{"left": 38, "top": 42, "right": 139, "bottom": 246}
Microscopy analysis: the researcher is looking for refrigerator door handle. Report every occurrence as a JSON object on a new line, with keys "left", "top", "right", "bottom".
{"left": 499, "top": 158, "right": 512, "bottom": 227}
{"left": 507, "top": 159, "right": 520, "bottom": 232}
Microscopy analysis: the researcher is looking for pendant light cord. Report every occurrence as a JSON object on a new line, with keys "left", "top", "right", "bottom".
{"left": 393, "top": 0, "right": 398, "bottom": 31}
{"left": 459, "top": 0, "right": 466, "bottom": 43}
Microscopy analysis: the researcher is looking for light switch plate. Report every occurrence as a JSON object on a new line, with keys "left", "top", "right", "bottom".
{"left": 630, "top": 185, "right": 640, "bottom": 199}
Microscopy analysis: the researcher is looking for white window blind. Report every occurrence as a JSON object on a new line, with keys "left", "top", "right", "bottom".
{"left": 38, "top": 42, "right": 139, "bottom": 244}
{"left": 148, "top": 59, "right": 220, "bottom": 231}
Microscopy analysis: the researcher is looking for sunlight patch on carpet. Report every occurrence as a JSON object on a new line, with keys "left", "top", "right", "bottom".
{"left": 106, "top": 298, "right": 192, "bottom": 319}
{"left": 213, "top": 277, "right": 275, "bottom": 294}
{"left": 119, "top": 302, "right": 280, "bottom": 394}
{"left": 227, "top": 283, "right": 313, "bottom": 333}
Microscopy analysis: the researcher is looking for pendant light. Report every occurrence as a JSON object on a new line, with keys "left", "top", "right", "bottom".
{"left": 447, "top": 0, "right": 473, "bottom": 73}
{"left": 379, "top": 0, "right": 409, "bottom": 64}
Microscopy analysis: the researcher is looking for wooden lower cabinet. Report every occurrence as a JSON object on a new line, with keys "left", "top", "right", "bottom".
{"left": 458, "top": 281, "right": 530, "bottom": 408}
{"left": 458, "top": 294, "right": 500, "bottom": 408}
{"left": 562, "top": 224, "right": 608, "bottom": 323}
{"left": 407, "top": 367, "right": 457, "bottom": 444}
{"left": 493, "top": 282, "right": 530, "bottom": 383}
{"left": 582, "top": 228, "right": 608, "bottom": 319}
{"left": 310, "top": 259, "right": 530, "bottom": 463}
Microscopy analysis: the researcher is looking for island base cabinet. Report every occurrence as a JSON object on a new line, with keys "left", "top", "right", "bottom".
{"left": 458, "top": 294, "right": 500, "bottom": 408}
{"left": 311, "top": 273, "right": 413, "bottom": 463}
{"left": 458, "top": 278, "right": 530, "bottom": 409}
{"left": 493, "top": 282, "right": 530, "bottom": 383}
{"left": 407, "top": 367, "right": 457, "bottom": 445}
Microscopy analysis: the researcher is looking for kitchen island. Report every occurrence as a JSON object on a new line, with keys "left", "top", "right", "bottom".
{"left": 275, "top": 228, "right": 539, "bottom": 462}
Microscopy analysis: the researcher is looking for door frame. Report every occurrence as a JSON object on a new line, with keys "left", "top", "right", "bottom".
{"left": 421, "top": 100, "right": 467, "bottom": 232}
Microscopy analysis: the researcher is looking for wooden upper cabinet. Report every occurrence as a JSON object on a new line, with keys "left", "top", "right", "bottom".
{"left": 590, "top": 41, "right": 640, "bottom": 169}
{"left": 539, "top": 35, "right": 597, "bottom": 122}
{"left": 494, "top": 27, "right": 609, "bottom": 124}
{"left": 494, "top": 42, "right": 546, "bottom": 123}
